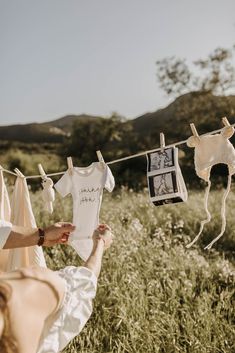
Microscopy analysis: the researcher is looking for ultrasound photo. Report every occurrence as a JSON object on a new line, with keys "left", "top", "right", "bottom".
{"left": 148, "top": 148, "right": 174, "bottom": 172}
{"left": 148, "top": 171, "right": 178, "bottom": 198}
{"left": 153, "top": 172, "right": 174, "bottom": 196}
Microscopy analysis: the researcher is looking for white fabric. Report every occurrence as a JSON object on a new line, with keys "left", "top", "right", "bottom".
{"left": 41, "top": 177, "right": 55, "bottom": 214}
{"left": 0, "top": 169, "right": 12, "bottom": 270}
{"left": 187, "top": 125, "right": 235, "bottom": 249}
{"left": 187, "top": 128, "right": 235, "bottom": 182}
{"left": 6, "top": 176, "right": 47, "bottom": 270}
{"left": 55, "top": 162, "right": 115, "bottom": 260}
{"left": 37, "top": 266, "right": 97, "bottom": 353}
{"left": 0, "top": 219, "right": 12, "bottom": 249}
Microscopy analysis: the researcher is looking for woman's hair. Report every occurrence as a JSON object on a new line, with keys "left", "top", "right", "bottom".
{"left": 0, "top": 286, "right": 18, "bottom": 353}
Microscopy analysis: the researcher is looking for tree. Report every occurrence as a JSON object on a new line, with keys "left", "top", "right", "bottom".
{"left": 64, "top": 114, "right": 122, "bottom": 164}
{"left": 194, "top": 47, "right": 235, "bottom": 94}
{"left": 155, "top": 46, "right": 235, "bottom": 188}
{"left": 62, "top": 113, "right": 148, "bottom": 188}
{"left": 156, "top": 57, "right": 192, "bottom": 96}
{"left": 156, "top": 46, "right": 235, "bottom": 97}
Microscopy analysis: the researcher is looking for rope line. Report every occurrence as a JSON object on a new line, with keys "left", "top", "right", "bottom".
{"left": 0, "top": 123, "right": 234, "bottom": 180}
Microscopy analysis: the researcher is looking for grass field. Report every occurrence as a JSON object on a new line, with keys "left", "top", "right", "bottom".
{"left": 32, "top": 187, "right": 235, "bottom": 353}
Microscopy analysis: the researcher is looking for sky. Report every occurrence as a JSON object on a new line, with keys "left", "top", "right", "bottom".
{"left": 0, "top": 0, "right": 235, "bottom": 125}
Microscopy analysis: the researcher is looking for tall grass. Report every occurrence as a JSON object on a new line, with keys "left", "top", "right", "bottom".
{"left": 32, "top": 188, "right": 235, "bottom": 353}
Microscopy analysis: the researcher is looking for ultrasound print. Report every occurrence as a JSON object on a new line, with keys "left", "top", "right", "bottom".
{"left": 148, "top": 171, "right": 178, "bottom": 198}
{"left": 149, "top": 148, "right": 174, "bottom": 172}
{"left": 153, "top": 173, "right": 174, "bottom": 196}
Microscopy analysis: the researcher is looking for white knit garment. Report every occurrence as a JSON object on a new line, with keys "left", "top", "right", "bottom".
{"left": 186, "top": 125, "right": 235, "bottom": 249}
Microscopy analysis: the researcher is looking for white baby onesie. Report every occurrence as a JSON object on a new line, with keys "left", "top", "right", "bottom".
{"left": 55, "top": 162, "right": 115, "bottom": 261}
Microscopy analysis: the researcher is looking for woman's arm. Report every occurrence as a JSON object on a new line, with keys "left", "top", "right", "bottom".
{"left": 84, "top": 225, "right": 113, "bottom": 278}
{"left": 3, "top": 223, "right": 75, "bottom": 249}
{"left": 84, "top": 239, "right": 105, "bottom": 278}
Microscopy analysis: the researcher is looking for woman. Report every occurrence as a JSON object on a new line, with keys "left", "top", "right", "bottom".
{"left": 0, "top": 220, "right": 75, "bottom": 249}
{"left": 0, "top": 224, "right": 113, "bottom": 353}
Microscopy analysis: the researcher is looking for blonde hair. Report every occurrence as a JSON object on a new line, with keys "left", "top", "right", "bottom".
{"left": 0, "top": 286, "right": 18, "bottom": 353}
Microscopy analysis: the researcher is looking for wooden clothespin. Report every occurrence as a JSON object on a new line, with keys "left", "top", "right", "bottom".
{"left": 160, "top": 132, "right": 165, "bottom": 152}
{"left": 67, "top": 157, "right": 74, "bottom": 175}
{"left": 96, "top": 150, "right": 104, "bottom": 162}
{"left": 222, "top": 117, "right": 230, "bottom": 127}
{"left": 96, "top": 150, "right": 105, "bottom": 170}
{"left": 14, "top": 168, "right": 24, "bottom": 178}
{"left": 38, "top": 163, "right": 46, "bottom": 179}
{"left": 190, "top": 123, "right": 199, "bottom": 138}
{"left": 221, "top": 117, "right": 234, "bottom": 138}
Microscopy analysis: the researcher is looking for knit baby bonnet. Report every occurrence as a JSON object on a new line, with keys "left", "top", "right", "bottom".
{"left": 186, "top": 118, "right": 235, "bottom": 249}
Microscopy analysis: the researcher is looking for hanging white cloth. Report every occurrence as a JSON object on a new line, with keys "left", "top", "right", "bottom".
{"left": 0, "top": 168, "right": 11, "bottom": 271}
{"left": 54, "top": 162, "right": 115, "bottom": 261}
{"left": 41, "top": 176, "right": 55, "bottom": 214}
{"left": 186, "top": 124, "right": 235, "bottom": 249}
{"left": 6, "top": 175, "right": 46, "bottom": 270}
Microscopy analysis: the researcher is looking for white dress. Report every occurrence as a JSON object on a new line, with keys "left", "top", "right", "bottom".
{"left": 0, "top": 220, "right": 97, "bottom": 352}
{"left": 0, "top": 219, "right": 12, "bottom": 249}
{"left": 37, "top": 266, "right": 97, "bottom": 353}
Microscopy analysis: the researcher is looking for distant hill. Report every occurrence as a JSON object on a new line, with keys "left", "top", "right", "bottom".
{"left": 0, "top": 114, "right": 102, "bottom": 143}
{"left": 132, "top": 91, "right": 235, "bottom": 142}
{"left": 0, "top": 92, "right": 235, "bottom": 144}
{"left": 44, "top": 114, "right": 102, "bottom": 132}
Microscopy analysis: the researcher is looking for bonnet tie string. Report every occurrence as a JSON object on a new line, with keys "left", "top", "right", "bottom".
{"left": 186, "top": 180, "right": 211, "bottom": 248}
{"left": 204, "top": 174, "right": 232, "bottom": 250}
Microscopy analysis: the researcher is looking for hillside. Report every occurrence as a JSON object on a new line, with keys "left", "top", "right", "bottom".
{"left": 132, "top": 91, "right": 235, "bottom": 142}
{"left": 43, "top": 114, "right": 102, "bottom": 132}
{"left": 0, "top": 92, "right": 235, "bottom": 144}
{"left": 0, "top": 114, "right": 102, "bottom": 143}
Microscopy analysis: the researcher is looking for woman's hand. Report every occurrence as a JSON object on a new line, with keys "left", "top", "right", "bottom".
{"left": 85, "top": 224, "right": 114, "bottom": 277}
{"left": 92, "top": 224, "right": 114, "bottom": 250}
{"left": 43, "top": 222, "right": 76, "bottom": 246}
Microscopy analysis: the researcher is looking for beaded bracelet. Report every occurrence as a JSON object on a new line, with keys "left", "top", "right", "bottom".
{"left": 38, "top": 228, "right": 45, "bottom": 246}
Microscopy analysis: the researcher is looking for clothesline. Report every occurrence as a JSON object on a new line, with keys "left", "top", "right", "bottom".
{"left": 1, "top": 123, "right": 234, "bottom": 180}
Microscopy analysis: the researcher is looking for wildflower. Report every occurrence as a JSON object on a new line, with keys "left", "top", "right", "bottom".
{"left": 130, "top": 218, "right": 143, "bottom": 232}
